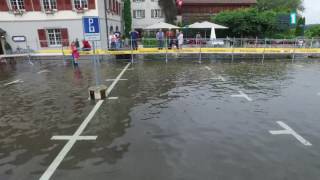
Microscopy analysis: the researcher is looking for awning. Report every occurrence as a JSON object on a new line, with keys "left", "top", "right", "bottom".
{"left": 188, "top": 21, "right": 228, "bottom": 29}
{"left": 144, "top": 22, "right": 180, "bottom": 30}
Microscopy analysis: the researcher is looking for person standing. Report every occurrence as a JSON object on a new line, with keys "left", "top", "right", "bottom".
{"left": 75, "top": 38, "right": 80, "bottom": 50}
{"left": 130, "top": 30, "right": 139, "bottom": 50}
{"left": 166, "top": 30, "right": 173, "bottom": 49}
{"left": 114, "top": 30, "right": 121, "bottom": 49}
{"left": 175, "top": 29, "right": 180, "bottom": 49}
{"left": 196, "top": 32, "right": 201, "bottom": 46}
{"left": 156, "top": 29, "right": 164, "bottom": 50}
{"left": 178, "top": 31, "right": 184, "bottom": 50}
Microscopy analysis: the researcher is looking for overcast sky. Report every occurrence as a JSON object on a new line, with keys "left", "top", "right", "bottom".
{"left": 303, "top": 0, "right": 320, "bottom": 24}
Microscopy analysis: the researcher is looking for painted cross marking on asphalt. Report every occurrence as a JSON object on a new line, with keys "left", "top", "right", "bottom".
{"left": 4, "top": 79, "right": 24, "bottom": 86}
{"left": 269, "top": 121, "right": 312, "bottom": 146}
{"left": 231, "top": 91, "right": 252, "bottom": 101}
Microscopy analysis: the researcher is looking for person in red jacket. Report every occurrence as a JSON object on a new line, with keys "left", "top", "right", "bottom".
{"left": 82, "top": 39, "right": 91, "bottom": 51}
{"left": 71, "top": 42, "right": 80, "bottom": 66}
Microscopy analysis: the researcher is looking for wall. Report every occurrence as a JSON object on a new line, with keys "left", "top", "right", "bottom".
{"left": 131, "top": 0, "right": 165, "bottom": 30}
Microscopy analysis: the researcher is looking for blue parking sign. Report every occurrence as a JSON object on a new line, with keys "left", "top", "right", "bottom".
{"left": 83, "top": 16, "right": 101, "bottom": 41}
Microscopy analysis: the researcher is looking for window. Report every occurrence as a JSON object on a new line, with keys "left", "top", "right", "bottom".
{"left": 151, "top": 9, "right": 163, "bottom": 18}
{"left": 74, "top": 0, "right": 88, "bottom": 9}
{"left": 133, "top": 10, "right": 145, "bottom": 19}
{"left": 47, "top": 29, "right": 61, "bottom": 46}
{"left": 10, "top": 0, "right": 24, "bottom": 10}
{"left": 110, "top": 26, "right": 114, "bottom": 33}
{"left": 42, "top": 0, "right": 57, "bottom": 10}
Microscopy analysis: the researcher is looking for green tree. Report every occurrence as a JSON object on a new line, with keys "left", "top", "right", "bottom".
{"left": 256, "top": 0, "right": 304, "bottom": 11}
{"left": 295, "top": 17, "right": 305, "bottom": 36}
{"left": 212, "top": 8, "right": 278, "bottom": 38}
{"left": 123, "top": 0, "right": 132, "bottom": 37}
{"left": 305, "top": 25, "right": 320, "bottom": 38}
{"left": 158, "top": 0, "right": 177, "bottom": 23}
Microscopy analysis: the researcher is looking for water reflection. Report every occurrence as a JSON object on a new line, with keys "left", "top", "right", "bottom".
{"left": 0, "top": 59, "right": 317, "bottom": 180}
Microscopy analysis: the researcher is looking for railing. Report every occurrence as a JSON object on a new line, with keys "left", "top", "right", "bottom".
{"left": 2, "top": 38, "right": 320, "bottom": 56}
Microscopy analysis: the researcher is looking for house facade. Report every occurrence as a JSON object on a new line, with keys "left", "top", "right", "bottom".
{"left": 0, "top": 0, "right": 123, "bottom": 53}
{"left": 180, "top": 0, "right": 257, "bottom": 24}
{"left": 131, "top": 0, "right": 165, "bottom": 33}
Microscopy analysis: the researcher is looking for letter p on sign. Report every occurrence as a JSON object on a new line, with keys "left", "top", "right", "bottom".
{"left": 89, "top": 18, "right": 95, "bottom": 32}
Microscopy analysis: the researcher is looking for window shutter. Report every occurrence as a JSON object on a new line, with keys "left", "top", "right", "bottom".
{"left": 64, "top": 0, "right": 72, "bottom": 10}
{"left": 57, "top": 0, "right": 64, "bottom": 10}
{"left": 33, "top": 0, "right": 41, "bottom": 11}
{"left": 142, "top": 10, "right": 145, "bottom": 18}
{"left": 133, "top": 10, "right": 136, "bottom": 18}
{"left": 88, "top": 0, "right": 95, "bottom": 9}
{"left": 61, "top": 28, "right": 69, "bottom": 46}
{"left": 151, "top": 9, "right": 154, "bottom": 18}
{"left": 109, "top": 0, "right": 111, "bottom": 10}
{"left": 112, "top": 0, "right": 115, "bottom": 12}
{"left": 38, "top": 29, "right": 48, "bottom": 48}
{"left": 0, "top": 1, "right": 9, "bottom": 11}
{"left": 25, "top": 0, "right": 33, "bottom": 11}
{"left": 116, "top": 2, "right": 118, "bottom": 14}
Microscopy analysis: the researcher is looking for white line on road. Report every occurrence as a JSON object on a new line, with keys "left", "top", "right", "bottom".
{"left": 106, "top": 79, "right": 128, "bottom": 82}
{"left": 37, "top": 70, "right": 50, "bottom": 74}
{"left": 269, "top": 121, "right": 312, "bottom": 146}
{"left": 39, "top": 100, "right": 104, "bottom": 180}
{"left": 40, "top": 63, "right": 131, "bottom": 180}
{"left": 4, "top": 79, "right": 24, "bottom": 86}
{"left": 51, "top": 136, "right": 97, "bottom": 141}
{"left": 204, "top": 66, "right": 212, "bottom": 70}
{"left": 211, "top": 76, "right": 226, "bottom": 82}
{"left": 106, "top": 63, "right": 131, "bottom": 97}
{"left": 108, "top": 97, "right": 119, "bottom": 100}
{"left": 231, "top": 91, "right": 252, "bottom": 101}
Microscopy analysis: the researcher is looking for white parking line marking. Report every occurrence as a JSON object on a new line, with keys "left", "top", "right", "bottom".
{"left": 211, "top": 76, "right": 226, "bottom": 82}
{"left": 231, "top": 91, "right": 252, "bottom": 101}
{"left": 40, "top": 63, "right": 131, "bottom": 180}
{"left": 51, "top": 136, "right": 97, "bottom": 141}
{"left": 37, "top": 70, "right": 50, "bottom": 74}
{"left": 39, "top": 100, "right": 104, "bottom": 180}
{"left": 108, "top": 97, "right": 119, "bottom": 100}
{"left": 204, "top": 66, "right": 212, "bottom": 70}
{"left": 4, "top": 79, "right": 24, "bottom": 86}
{"left": 106, "top": 63, "right": 131, "bottom": 97}
{"left": 106, "top": 79, "right": 128, "bottom": 81}
{"left": 269, "top": 121, "right": 312, "bottom": 146}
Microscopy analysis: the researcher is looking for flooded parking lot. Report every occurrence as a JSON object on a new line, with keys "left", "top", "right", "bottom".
{"left": 1, "top": 59, "right": 320, "bottom": 180}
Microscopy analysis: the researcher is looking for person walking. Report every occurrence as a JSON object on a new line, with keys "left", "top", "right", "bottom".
{"left": 156, "top": 29, "right": 164, "bottom": 50}
{"left": 178, "top": 31, "right": 184, "bottom": 50}
{"left": 71, "top": 42, "right": 80, "bottom": 66}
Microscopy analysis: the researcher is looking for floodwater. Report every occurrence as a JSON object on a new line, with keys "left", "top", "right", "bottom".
{"left": 1, "top": 59, "right": 320, "bottom": 180}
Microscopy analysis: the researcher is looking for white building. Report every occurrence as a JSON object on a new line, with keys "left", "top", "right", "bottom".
{"left": 131, "top": 0, "right": 165, "bottom": 32}
{"left": 0, "top": 0, "right": 123, "bottom": 53}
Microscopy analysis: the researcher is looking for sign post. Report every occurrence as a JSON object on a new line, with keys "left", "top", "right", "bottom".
{"left": 83, "top": 16, "right": 106, "bottom": 100}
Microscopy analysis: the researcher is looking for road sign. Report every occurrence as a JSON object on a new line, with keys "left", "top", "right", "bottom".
{"left": 83, "top": 16, "right": 101, "bottom": 41}
{"left": 290, "top": 13, "right": 296, "bottom": 25}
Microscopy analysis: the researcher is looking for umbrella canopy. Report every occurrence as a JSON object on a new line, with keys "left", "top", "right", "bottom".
{"left": 188, "top": 21, "right": 228, "bottom": 29}
{"left": 144, "top": 22, "right": 180, "bottom": 30}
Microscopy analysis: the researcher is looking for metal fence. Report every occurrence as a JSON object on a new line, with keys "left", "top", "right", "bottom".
{"left": 2, "top": 38, "right": 320, "bottom": 55}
